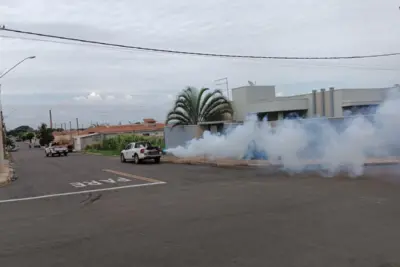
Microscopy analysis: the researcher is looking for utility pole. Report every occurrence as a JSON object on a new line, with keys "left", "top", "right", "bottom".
{"left": 49, "top": 109, "right": 53, "bottom": 129}
{"left": 0, "top": 85, "right": 4, "bottom": 168}
{"left": 76, "top": 118, "right": 79, "bottom": 135}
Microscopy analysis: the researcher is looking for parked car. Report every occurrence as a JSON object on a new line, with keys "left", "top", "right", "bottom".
{"left": 44, "top": 142, "right": 68, "bottom": 157}
{"left": 7, "top": 145, "right": 19, "bottom": 152}
{"left": 120, "top": 141, "right": 162, "bottom": 164}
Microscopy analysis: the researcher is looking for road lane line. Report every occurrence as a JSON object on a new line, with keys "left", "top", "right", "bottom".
{"left": 0, "top": 182, "right": 166, "bottom": 204}
{"left": 102, "top": 169, "right": 164, "bottom": 183}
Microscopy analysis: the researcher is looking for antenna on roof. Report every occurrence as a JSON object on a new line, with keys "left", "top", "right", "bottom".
{"left": 248, "top": 81, "right": 256, "bottom": 86}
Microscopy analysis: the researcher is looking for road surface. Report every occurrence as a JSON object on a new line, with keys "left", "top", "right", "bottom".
{"left": 1, "top": 143, "right": 400, "bottom": 267}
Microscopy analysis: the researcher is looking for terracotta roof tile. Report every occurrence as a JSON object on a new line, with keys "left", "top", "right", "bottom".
{"left": 53, "top": 123, "right": 165, "bottom": 136}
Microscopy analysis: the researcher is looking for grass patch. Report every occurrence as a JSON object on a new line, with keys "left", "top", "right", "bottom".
{"left": 85, "top": 149, "right": 120, "bottom": 157}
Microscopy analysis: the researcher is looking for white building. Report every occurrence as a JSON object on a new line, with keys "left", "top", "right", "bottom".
{"left": 231, "top": 85, "right": 391, "bottom": 121}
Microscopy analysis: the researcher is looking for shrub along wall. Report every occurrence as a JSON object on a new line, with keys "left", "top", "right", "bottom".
{"left": 85, "top": 134, "right": 164, "bottom": 152}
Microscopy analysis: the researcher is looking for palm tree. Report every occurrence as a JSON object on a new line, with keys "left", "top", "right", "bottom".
{"left": 166, "top": 87, "right": 233, "bottom": 127}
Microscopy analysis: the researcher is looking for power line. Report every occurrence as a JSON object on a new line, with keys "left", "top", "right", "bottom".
{"left": 1, "top": 26, "right": 400, "bottom": 60}
{"left": 2, "top": 34, "right": 400, "bottom": 72}
{"left": 3, "top": 34, "right": 400, "bottom": 72}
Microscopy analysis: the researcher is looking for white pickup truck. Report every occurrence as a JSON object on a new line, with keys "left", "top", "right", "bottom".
{"left": 45, "top": 142, "right": 68, "bottom": 157}
{"left": 120, "top": 141, "right": 162, "bottom": 164}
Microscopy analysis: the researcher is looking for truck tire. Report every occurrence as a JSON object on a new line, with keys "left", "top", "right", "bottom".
{"left": 64, "top": 152, "right": 68, "bottom": 156}
{"left": 154, "top": 157, "right": 161, "bottom": 164}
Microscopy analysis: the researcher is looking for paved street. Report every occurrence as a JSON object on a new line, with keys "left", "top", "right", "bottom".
{"left": 1, "top": 143, "right": 400, "bottom": 266}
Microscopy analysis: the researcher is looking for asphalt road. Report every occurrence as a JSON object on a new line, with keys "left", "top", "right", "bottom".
{"left": 1, "top": 143, "right": 400, "bottom": 267}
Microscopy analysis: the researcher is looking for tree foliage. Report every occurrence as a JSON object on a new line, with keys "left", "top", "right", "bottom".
{"left": 5, "top": 136, "right": 14, "bottom": 147}
{"left": 7, "top": 125, "right": 34, "bottom": 137}
{"left": 85, "top": 134, "right": 164, "bottom": 152}
{"left": 37, "top": 123, "right": 54, "bottom": 146}
{"left": 25, "top": 132, "right": 35, "bottom": 142}
{"left": 165, "top": 87, "right": 233, "bottom": 127}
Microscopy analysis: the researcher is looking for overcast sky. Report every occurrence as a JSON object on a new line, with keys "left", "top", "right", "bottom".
{"left": 1, "top": 0, "right": 400, "bottom": 129}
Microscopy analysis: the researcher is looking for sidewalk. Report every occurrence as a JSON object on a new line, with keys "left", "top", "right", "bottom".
{"left": 162, "top": 155, "right": 400, "bottom": 167}
{"left": 0, "top": 160, "right": 14, "bottom": 187}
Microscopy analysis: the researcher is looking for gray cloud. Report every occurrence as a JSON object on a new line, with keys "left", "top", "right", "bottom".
{"left": 1, "top": 0, "right": 400, "bottom": 129}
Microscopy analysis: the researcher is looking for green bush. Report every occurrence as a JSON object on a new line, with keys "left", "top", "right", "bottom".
{"left": 84, "top": 134, "right": 164, "bottom": 152}
{"left": 102, "top": 134, "right": 164, "bottom": 152}
{"left": 92, "top": 143, "right": 102, "bottom": 150}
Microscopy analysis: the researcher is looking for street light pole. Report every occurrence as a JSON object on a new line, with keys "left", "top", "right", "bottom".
{"left": 0, "top": 56, "right": 36, "bottom": 172}
{"left": 0, "top": 56, "right": 36, "bottom": 79}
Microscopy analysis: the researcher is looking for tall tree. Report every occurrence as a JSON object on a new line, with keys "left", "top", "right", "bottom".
{"left": 37, "top": 123, "right": 54, "bottom": 146}
{"left": 25, "top": 132, "right": 35, "bottom": 143}
{"left": 166, "top": 87, "right": 233, "bottom": 127}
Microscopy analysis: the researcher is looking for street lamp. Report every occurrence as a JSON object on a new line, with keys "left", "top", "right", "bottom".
{"left": 0, "top": 56, "right": 36, "bottom": 171}
{"left": 0, "top": 56, "right": 36, "bottom": 79}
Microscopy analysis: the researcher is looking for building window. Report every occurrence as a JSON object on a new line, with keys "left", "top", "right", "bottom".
{"left": 142, "top": 133, "right": 150, "bottom": 136}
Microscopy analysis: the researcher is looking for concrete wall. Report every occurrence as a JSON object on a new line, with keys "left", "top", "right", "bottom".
{"left": 245, "top": 98, "right": 309, "bottom": 114}
{"left": 341, "top": 88, "right": 388, "bottom": 107}
{"left": 54, "top": 134, "right": 73, "bottom": 144}
{"left": 73, "top": 134, "right": 102, "bottom": 151}
{"left": 164, "top": 125, "right": 198, "bottom": 149}
{"left": 231, "top": 87, "right": 249, "bottom": 121}
{"left": 232, "top": 85, "right": 310, "bottom": 121}
{"left": 232, "top": 85, "right": 391, "bottom": 120}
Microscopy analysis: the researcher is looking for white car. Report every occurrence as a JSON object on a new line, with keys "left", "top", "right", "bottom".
{"left": 45, "top": 142, "right": 68, "bottom": 157}
{"left": 120, "top": 142, "right": 162, "bottom": 164}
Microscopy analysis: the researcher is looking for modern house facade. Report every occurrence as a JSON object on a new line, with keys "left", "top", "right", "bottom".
{"left": 231, "top": 85, "right": 391, "bottom": 122}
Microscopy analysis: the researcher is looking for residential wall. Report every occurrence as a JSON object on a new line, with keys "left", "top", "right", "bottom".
{"left": 73, "top": 134, "right": 102, "bottom": 151}
{"left": 164, "top": 125, "right": 198, "bottom": 149}
{"left": 54, "top": 134, "right": 73, "bottom": 144}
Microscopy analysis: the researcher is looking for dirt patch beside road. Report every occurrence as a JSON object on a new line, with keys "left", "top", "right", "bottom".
{"left": 162, "top": 155, "right": 400, "bottom": 167}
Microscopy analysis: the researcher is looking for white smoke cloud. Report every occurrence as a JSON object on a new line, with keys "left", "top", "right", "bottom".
{"left": 167, "top": 88, "right": 400, "bottom": 176}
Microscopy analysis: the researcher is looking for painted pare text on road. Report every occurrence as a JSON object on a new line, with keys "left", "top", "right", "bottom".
{"left": 70, "top": 177, "right": 132, "bottom": 188}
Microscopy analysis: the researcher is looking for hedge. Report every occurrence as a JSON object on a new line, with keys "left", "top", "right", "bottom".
{"left": 85, "top": 134, "right": 164, "bottom": 152}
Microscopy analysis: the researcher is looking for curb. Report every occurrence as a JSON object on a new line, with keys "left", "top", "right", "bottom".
{"left": 82, "top": 152, "right": 119, "bottom": 157}
{"left": 162, "top": 158, "right": 400, "bottom": 168}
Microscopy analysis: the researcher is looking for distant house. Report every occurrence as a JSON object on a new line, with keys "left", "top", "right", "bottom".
{"left": 53, "top": 118, "right": 165, "bottom": 151}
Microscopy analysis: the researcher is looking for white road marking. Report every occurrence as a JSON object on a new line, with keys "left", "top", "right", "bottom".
{"left": 70, "top": 182, "right": 87, "bottom": 188}
{"left": 70, "top": 177, "right": 132, "bottom": 188}
{"left": 0, "top": 182, "right": 166, "bottom": 204}
{"left": 83, "top": 180, "right": 102, "bottom": 186}
{"left": 117, "top": 177, "right": 131, "bottom": 182}
{"left": 99, "top": 178, "right": 117, "bottom": 184}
